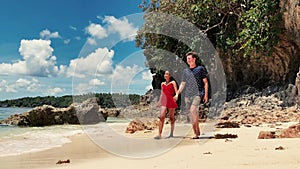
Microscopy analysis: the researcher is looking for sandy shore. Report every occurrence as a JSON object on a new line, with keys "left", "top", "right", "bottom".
{"left": 1, "top": 122, "right": 300, "bottom": 169}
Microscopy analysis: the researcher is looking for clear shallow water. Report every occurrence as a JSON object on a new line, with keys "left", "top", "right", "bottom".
{"left": 0, "top": 107, "right": 84, "bottom": 157}
{"left": 0, "top": 107, "right": 32, "bottom": 121}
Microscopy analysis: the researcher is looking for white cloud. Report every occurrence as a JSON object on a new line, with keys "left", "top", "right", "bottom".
{"left": 89, "top": 79, "right": 105, "bottom": 86}
{"left": 0, "top": 80, "right": 9, "bottom": 92}
{"left": 0, "top": 39, "right": 64, "bottom": 77}
{"left": 85, "top": 23, "right": 108, "bottom": 40}
{"left": 142, "top": 70, "right": 152, "bottom": 81}
{"left": 64, "top": 39, "right": 71, "bottom": 44}
{"left": 87, "top": 37, "right": 97, "bottom": 45}
{"left": 0, "top": 78, "right": 42, "bottom": 93}
{"left": 103, "top": 16, "right": 138, "bottom": 41}
{"left": 40, "top": 29, "right": 61, "bottom": 39}
{"left": 74, "top": 83, "right": 94, "bottom": 94}
{"left": 66, "top": 47, "right": 114, "bottom": 78}
{"left": 75, "top": 36, "right": 81, "bottom": 40}
{"left": 15, "top": 78, "right": 41, "bottom": 92}
{"left": 110, "top": 64, "right": 144, "bottom": 93}
{"left": 44, "top": 87, "right": 65, "bottom": 95}
{"left": 69, "top": 25, "right": 77, "bottom": 31}
{"left": 112, "top": 64, "right": 143, "bottom": 85}
{"left": 85, "top": 16, "right": 138, "bottom": 45}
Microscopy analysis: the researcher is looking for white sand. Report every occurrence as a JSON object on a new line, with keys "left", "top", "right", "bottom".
{"left": 1, "top": 122, "right": 300, "bottom": 169}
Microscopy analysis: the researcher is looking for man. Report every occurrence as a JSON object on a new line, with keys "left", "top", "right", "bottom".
{"left": 174, "top": 52, "right": 209, "bottom": 139}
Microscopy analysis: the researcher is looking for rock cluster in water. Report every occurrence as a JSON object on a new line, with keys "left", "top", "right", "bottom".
{"left": 0, "top": 98, "right": 108, "bottom": 126}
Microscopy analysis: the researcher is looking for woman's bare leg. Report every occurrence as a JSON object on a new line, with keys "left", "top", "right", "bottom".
{"left": 168, "top": 108, "right": 175, "bottom": 137}
{"left": 155, "top": 106, "right": 167, "bottom": 139}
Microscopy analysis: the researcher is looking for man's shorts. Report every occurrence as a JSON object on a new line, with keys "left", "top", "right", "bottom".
{"left": 184, "top": 95, "right": 202, "bottom": 109}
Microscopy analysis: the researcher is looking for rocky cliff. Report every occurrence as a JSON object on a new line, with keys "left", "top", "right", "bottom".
{"left": 223, "top": 0, "right": 300, "bottom": 97}
{"left": 148, "top": 0, "right": 300, "bottom": 99}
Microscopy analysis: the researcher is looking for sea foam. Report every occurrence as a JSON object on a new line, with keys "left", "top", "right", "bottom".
{"left": 0, "top": 125, "right": 83, "bottom": 157}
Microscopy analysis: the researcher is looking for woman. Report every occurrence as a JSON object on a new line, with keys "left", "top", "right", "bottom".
{"left": 154, "top": 70, "right": 178, "bottom": 139}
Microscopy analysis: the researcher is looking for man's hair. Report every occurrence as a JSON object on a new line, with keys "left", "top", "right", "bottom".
{"left": 186, "top": 51, "right": 198, "bottom": 59}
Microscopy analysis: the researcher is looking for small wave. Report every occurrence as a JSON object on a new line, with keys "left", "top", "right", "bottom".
{"left": 0, "top": 125, "right": 83, "bottom": 157}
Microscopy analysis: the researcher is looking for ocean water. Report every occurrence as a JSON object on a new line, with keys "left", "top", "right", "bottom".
{"left": 0, "top": 107, "right": 84, "bottom": 157}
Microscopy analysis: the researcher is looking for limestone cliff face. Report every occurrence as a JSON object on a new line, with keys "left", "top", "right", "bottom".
{"left": 223, "top": 0, "right": 300, "bottom": 96}
{"left": 150, "top": 0, "right": 300, "bottom": 99}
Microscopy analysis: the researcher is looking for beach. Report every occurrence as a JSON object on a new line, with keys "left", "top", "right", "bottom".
{"left": 1, "top": 121, "right": 300, "bottom": 169}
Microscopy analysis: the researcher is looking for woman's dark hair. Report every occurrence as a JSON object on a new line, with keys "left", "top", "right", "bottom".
{"left": 165, "top": 70, "right": 177, "bottom": 87}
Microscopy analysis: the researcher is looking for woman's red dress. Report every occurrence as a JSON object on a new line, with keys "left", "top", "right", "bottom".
{"left": 161, "top": 83, "right": 178, "bottom": 108}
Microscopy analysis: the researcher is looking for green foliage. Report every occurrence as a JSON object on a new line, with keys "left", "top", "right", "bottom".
{"left": 137, "top": 0, "right": 282, "bottom": 59}
{"left": 0, "top": 93, "right": 141, "bottom": 108}
{"left": 235, "top": 0, "right": 281, "bottom": 57}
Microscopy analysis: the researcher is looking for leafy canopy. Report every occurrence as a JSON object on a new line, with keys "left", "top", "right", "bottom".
{"left": 137, "top": 0, "right": 282, "bottom": 59}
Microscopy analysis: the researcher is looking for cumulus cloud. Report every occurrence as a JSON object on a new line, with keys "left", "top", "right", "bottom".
{"left": 89, "top": 79, "right": 105, "bottom": 86}
{"left": 0, "top": 78, "right": 42, "bottom": 93}
{"left": 0, "top": 39, "right": 64, "bottom": 77}
{"left": 110, "top": 64, "right": 144, "bottom": 93}
{"left": 15, "top": 78, "right": 42, "bottom": 92}
{"left": 0, "top": 77, "right": 67, "bottom": 97}
{"left": 112, "top": 64, "right": 143, "bottom": 85}
{"left": 85, "top": 23, "right": 108, "bottom": 39}
{"left": 103, "top": 16, "right": 138, "bottom": 41}
{"left": 66, "top": 47, "right": 114, "bottom": 78}
{"left": 74, "top": 78, "right": 105, "bottom": 94}
{"left": 142, "top": 70, "right": 153, "bottom": 81}
{"left": 0, "top": 80, "right": 9, "bottom": 92}
{"left": 87, "top": 37, "right": 97, "bottom": 45}
{"left": 85, "top": 16, "right": 138, "bottom": 45}
{"left": 40, "top": 29, "right": 61, "bottom": 39}
{"left": 44, "top": 87, "right": 65, "bottom": 95}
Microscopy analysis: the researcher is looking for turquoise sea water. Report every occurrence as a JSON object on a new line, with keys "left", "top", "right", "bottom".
{"left": 0, "top": 107, "right": 83, "bottom": 157}
{"left": 0, "top": 107, "right": 32, "bottom": 121}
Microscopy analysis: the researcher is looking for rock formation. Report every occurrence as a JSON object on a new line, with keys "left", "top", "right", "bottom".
{"left": 295, "top": 67, "right": 300, "bottom": 96}
{"left": 0, "top": 98, "right": 108, "bottom": 126}
{"left": 223, "top": 0, "right": 300, "bottom": 97}
{"left": 125, "top": 118, "right": 159, "bottom": 134}
{"left": 149, "top": 0, "right": 300, "bottom": 99}
{"left": 74, "top": 98, "right": 107, "bottom": 124}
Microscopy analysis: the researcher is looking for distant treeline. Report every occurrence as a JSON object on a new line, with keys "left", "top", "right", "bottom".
{"left": 0, "top": 93, "right": 141, "bottom": 108}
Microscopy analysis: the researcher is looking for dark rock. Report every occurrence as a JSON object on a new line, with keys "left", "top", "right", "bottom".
{"left": 258, "top": 131, "right": 277, "bottom": 139}
{"left": 216, "top": 121, "right": 240, "bottom": 128}
{"left": 74, "top": 98, "right": 106, "bottom": 125}
{"left": 0, "top": 98, "right": 108, "bottom": 126}
{"left": 125, "top": 118, "right": 159, "bottom": 134}
{"left": 214, "top": 133, "right": 238, "bottom": 139}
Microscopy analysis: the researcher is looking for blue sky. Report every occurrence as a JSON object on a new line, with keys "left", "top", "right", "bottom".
{"left": 0, "top": 0, "right": 153, "bottom": 100}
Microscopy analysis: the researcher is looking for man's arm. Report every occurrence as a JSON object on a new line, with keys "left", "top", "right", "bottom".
{"left": 203, "top": 77, "right": 209, "bottom": 103}
{"left": 174, "top": 81, "right": 186, "bottom": 101}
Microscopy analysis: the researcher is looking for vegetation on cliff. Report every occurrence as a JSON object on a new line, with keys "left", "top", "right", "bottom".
{"left": 137, "top": 0, "right": 282, "bottom": 58}
{"left": 0, "top": 93, "right": 141, "bottom": 108}
{"left": 136, "top": 0, "right": 299, "bottom": 97}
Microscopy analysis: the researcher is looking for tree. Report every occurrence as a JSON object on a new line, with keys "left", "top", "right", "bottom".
{"left": 136, "top": 0, "right": 282, "bottom": 96}
{"left": 136, "top": 0, "right": 282, "bottom": 82}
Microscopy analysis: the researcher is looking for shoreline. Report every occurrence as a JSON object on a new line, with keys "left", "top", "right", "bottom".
{"left": 1, "top": 122, "right": 300, "bottom": 169}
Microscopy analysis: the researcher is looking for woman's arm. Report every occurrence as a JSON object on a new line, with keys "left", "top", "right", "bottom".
{"left": 171, "top": 81, "right": 178, "bottom": 94}
{"left": 157, "top": 83, "right": 163, "bottom": 107}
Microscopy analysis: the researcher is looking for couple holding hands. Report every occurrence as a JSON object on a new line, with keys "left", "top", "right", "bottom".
{"left": 155, "top": 52, "right": 209, "bottom": 140}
